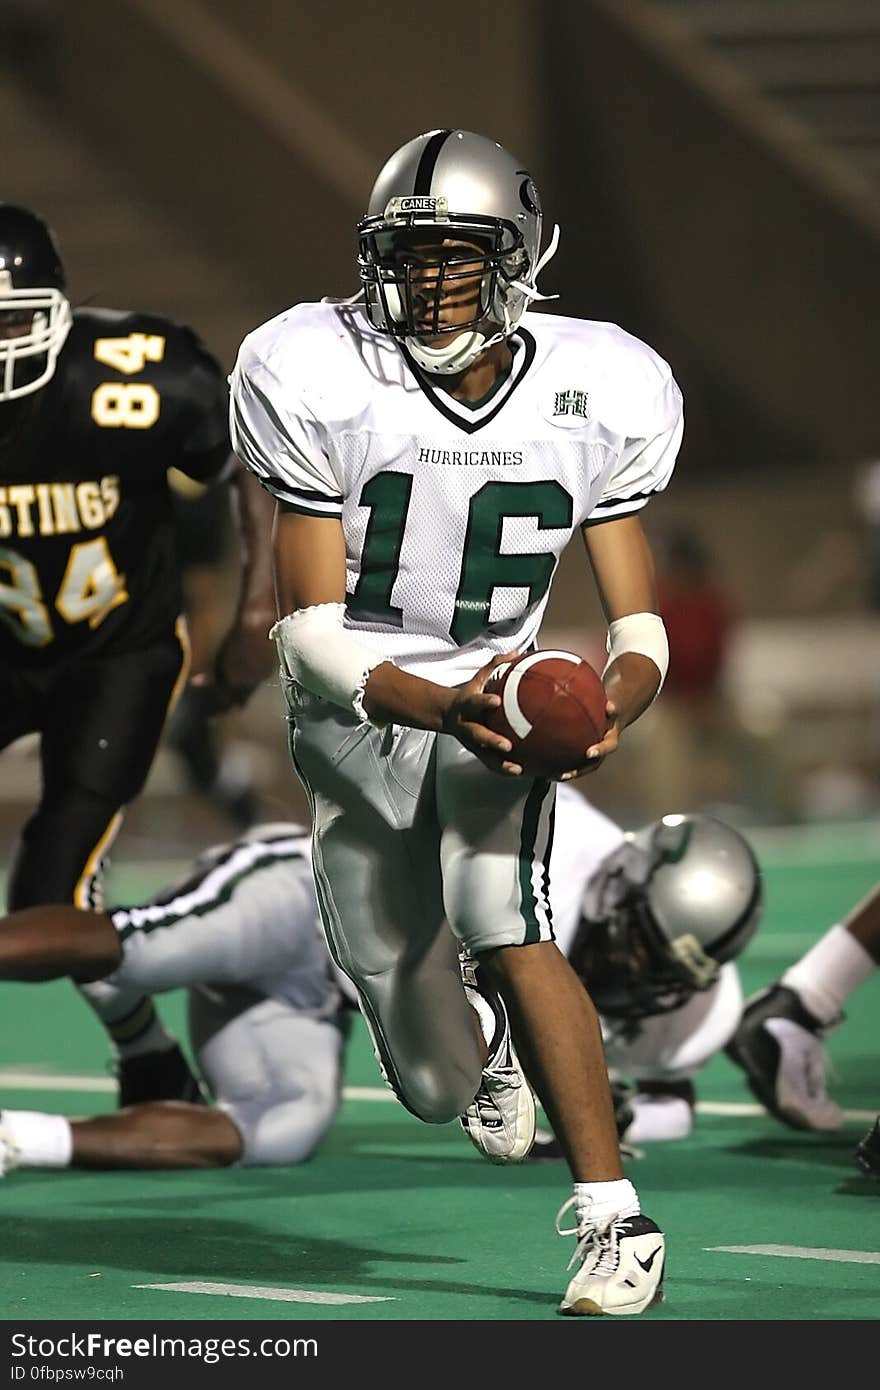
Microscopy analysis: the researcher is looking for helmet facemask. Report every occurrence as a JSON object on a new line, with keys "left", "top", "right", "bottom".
{"left": 357, "top": 203, "right": 558, "bottom": 375}
{"left": 570, "top": 815, "right": 761, "bottom": 1023}
{"left": 571, "top": 895, "right": 719, "bottom": 1022}
{"left": 0, "top": 281, "right": 72, "bottom": 402}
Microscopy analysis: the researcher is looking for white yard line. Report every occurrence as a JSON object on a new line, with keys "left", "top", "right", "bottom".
{"left": 0, "top": 1068, "right": 873, "bottom": 1121}
{"left": 708, "top": 1245, "right": 880, "bottom": 1265}
{"left": 0, "top": 1068, "right": 396, "bottom": 1102}
{"left": 694, "top": 1100, "right": 875, "bottom": 1121}
{"left": 133, "top": 1280, "right": 393, "bottom": 1304}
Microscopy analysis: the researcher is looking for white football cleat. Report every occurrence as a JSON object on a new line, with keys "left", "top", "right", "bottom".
{"left": 459, "top": 957, "right": 536, "bottom": 1163}
{"left": 0, "top": 1114, "right": 22, "bottom": 1178}
{"left": 557, "top": 1198, "right": 666, "bottom": 1316}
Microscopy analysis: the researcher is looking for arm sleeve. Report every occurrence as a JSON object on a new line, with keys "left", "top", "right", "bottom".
{"left": 229, "top": 339, "right": 343, "bottom": 517}
{"left": 171, "top": 330, "right": 234, "bottom": 484}
{"left": 584, "top": 371, "right": 684, "bottom": 526}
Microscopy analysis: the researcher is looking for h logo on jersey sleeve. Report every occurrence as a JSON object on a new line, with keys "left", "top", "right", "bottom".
{"left": 553, "top": 389, "right": 590, "bottom": 419}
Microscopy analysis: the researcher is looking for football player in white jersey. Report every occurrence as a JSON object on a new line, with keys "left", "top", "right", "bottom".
{"left": 0, "top": 792, "right": 759, "bottom": 1179}
{"left": 0, "top": 824, "right": 349, "bottom": 1174}
{"left": 229, "top": 129, "right": 683, "bottom": 1316}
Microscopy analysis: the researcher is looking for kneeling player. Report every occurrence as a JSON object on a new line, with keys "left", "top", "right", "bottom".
{"left": 1, "top": 788, "right": 760, "bottom": 1175}
{"left": 0, "top": 824, "right": 349, "bottom": 1173}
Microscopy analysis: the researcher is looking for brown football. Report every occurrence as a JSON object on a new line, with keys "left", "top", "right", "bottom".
{"left": 485, "top": 650, "right": 609, "bottom": 779}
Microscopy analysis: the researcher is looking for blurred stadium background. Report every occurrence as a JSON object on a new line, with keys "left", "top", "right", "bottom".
{"left": 2, "top": 0, "right": 880, "bottom": 853}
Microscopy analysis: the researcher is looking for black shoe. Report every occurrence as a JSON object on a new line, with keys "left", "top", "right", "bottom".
{"left": 854, "top": 1116, "right": 880, "bottom": 1179}
{"left": 610, "top": 1078, "right": 636, "bottom": 1139}
{"left": 117, "top": 1043, "right": 209, "bottom": 1109}
{"left": 525, "top": 1080, "right": 636, "bottom": 1162}
{"left": 726, "top": 983, "right": 843, "bottom": 1131}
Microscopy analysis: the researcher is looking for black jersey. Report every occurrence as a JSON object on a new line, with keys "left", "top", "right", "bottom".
{"left": 0, "top": 307, "right": 230, "bottom": 665}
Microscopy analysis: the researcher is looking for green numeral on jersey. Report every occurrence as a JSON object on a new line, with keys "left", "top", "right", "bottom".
{"left": 451, "top": 481, "right": 573, "bottom": 644}
{"left": 348, "top": 472, "right": 413, "bottom": 627}
{"left": 349, "top": 475, "right": 573, "bottom": 643}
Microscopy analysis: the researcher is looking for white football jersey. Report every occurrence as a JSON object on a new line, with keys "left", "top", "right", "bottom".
{"left": 230, "top": 301, "right": 683, "bottom": 683}
{"left": 548, "top": 784, "right": 626, "bottom": 954}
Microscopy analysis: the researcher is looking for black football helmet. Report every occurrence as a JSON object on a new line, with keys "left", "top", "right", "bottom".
{"left": 569, "top": 814, "right": 763, "bottom": 1020}
{"left": 0, "top": 203, "right": 71, "bottom": 401}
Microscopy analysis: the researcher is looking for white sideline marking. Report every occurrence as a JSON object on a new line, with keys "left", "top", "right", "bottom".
{"left": 708, "top": 1245, "right": 880, "bottom": 1265}
{"left": 0, "top": 1070, "right": 873, "bottom": 1120}
{"left": 0, "top": 1069, "right": 395, "bottom": 1103}
{"left": 133, "top": 1280, "right": 393, "bottom": 1304}
{"left": 694, "top": 1100, "right": 877, "bottom": 1121}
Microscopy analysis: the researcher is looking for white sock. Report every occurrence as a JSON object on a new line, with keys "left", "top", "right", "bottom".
{"left": 574, "top": 1178, "right": 640, "bottom": 1228}
{"left": 464, "top": 985, "right": 497, "bottom": 1050}
{"left": 782, "top": 923, "right": 876, "bottom": 1025}
{"left": 626, "top": 1094, "right": 693, "bottom": 1143}
{"left": 1, "top": 1111, "right": 73, "bottom": 1168}
{"left": 77, "top": 983, "right": 177, "bottom": 1060}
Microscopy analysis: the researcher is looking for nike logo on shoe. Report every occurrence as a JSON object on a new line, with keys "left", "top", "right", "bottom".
{"left": 635, "top": 1246, "right": 662, "bottom": 1274}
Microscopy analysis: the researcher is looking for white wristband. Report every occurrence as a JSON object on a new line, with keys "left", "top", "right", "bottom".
{"left": 603, "top": 611, "right": 669, "bottom": 695}
{"left": 271, "top": 603, "right": 388, "bottom": 721}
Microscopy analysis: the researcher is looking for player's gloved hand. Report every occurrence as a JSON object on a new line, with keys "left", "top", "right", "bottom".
{"left": 442, "top": 651, "right": 524, "bottom": 777}
{"left": 187, "top": 667, "right": 255, "bottom": 718}
{"left": 191, "top": 615, "right": 277, "bottom": 716}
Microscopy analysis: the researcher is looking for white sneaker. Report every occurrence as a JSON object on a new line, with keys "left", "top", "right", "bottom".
{"left": 727, "top": 984, "right": 844, "bottom": 1131}
{"left": 557, "top": 1198, "right": 665, "bottom": 1316}
{"left": 459, "top": 957, "right": 536, "bottom": 1164}
{"left": 0, "top": 1115, "right": 22, "bottom": 1178}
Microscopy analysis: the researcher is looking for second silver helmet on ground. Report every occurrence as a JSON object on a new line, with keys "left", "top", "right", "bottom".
{"left": 572, "top": 814, "right": 763, "bottom": 1020}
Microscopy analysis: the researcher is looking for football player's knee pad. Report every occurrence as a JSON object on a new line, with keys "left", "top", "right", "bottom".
{"left": 361, "top": 1007, "right": 475, "bottom": 1124}
{"left": 397, "top": 1063, "right": 479, "bottom": 1125}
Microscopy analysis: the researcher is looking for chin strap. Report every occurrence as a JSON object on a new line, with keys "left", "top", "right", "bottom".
{"left": 404, "top": 328, "right": 490, "bottom": 375}
{"left": 507, "top": 222, "right": 561, "bottom": 310}
{"left": 404, "top": 222, "right": 562, "bottom": 375}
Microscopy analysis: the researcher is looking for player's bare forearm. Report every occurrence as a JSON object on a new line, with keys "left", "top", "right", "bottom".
{"left": 602, "top": 650, "right": 661, "bottom": 731}
{"left": 581, "top": 513, "right": 659, "bottom": 623}
{"left": 0, "top": 906, "right": 120, "bottom": 982}
{"left": 361, "top": 662, "right": 457, "bottom": 731}
{"left": 364, "top": 655, "right": 523, "bottom": 774}
{"left": 212, "top": 465, "right": 278, "bottom": 694}
{"left": 555, "top": 515, "right": 663, "bottom": 777}
{"left": 70, "top": 1103, "right": 244, "bottom": 1169}
{"left": 841, "top": 881, "right": 880, "bottom": 959}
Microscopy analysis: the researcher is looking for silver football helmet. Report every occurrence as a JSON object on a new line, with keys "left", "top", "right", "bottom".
{"left": 570, "top": 814, "right": 763, "bottom": 1020}
{"left": 0, "top": 204, "right": 71, "bottom": 402}
{"left": 357, "top": 129, "right": 558, "bottom": 374}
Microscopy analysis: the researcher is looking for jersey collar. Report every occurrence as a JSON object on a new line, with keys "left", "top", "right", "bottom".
{"left": 401, "top": 328, "right": 537, "bottom": 435}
